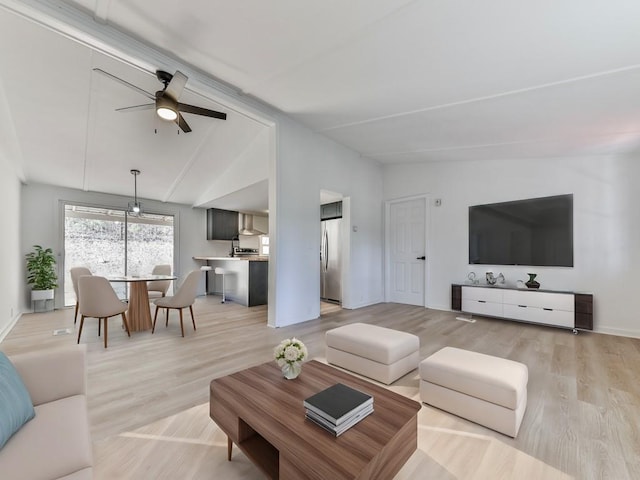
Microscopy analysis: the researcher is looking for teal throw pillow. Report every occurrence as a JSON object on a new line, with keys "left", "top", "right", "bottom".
{"left": 0, "top": 352, "right": 35, "bottom": 449}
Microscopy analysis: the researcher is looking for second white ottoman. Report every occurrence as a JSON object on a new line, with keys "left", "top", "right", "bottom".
{"left": 420, "top": 347, "right": 528, "bottom": 437}
{"left": 326, "top": 323, "right": 420, "bottom": 384}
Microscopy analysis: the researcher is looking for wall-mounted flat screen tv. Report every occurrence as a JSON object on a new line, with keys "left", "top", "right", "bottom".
{"left": 469, "top": 194, "right": 573, "bottom": 267}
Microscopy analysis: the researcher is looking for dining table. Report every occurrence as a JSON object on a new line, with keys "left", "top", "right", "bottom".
{"left": 107, "top": 274, "right": 177, "bottom": 332}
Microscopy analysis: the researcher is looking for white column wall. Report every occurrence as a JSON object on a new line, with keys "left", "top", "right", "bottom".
{"left": 0, "top": 160, "right": 21, "bottom": 341}
{"left": 270, "top": 116, "right": 384, "bottom": 327}
{"left": 383, "top": 155, "right": 640, "bottom": 338}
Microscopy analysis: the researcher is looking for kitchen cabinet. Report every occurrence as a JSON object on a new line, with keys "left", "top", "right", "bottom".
{"left": 321, "top": 201, "right": 342, "bottom": 220}
{"left": 207, "top": 208, "right": 238, "bottom": 240}
{"left": 194, "top": 257, "right": 268, "bottom": 306}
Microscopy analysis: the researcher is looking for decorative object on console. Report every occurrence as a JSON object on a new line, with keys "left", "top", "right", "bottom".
{"left": 466, "top": 272, "right": 479, "bottom": 285}
{"left": 486, "top": 272, "right": 496, "bottom": 285}
{"left": 274, "top": 338, "right": 308, "bottom": 379}
{"left": 525, "top": 273, "right": 540, "bottom": 289}
{"left": 496, "top": 273, "right": 505, "bottom": 285}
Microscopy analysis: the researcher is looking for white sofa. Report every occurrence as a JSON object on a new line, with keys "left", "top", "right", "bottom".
{"left": 0, "top": 345, "right": 93, "bottom": 479}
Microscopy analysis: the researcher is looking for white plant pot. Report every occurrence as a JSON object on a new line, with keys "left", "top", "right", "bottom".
{"left": 31, "top": 289, "right": 54, "bottom": 301}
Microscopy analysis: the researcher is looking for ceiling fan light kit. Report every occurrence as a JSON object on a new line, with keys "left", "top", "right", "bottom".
{"left": 156, "top": 109, "right": 177, "bottom": 121}
{"left": 128, "top": 169, "right": 143, "bottom": 216}
{"left": 94, "top": 68, "right": 227, "bottom": 133}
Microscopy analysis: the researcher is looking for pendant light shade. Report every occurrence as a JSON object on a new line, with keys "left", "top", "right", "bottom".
{"left": 127, "top": 169, "right": 143, "bottom": 216}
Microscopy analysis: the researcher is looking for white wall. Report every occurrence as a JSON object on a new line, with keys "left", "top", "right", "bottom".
{"left": 384, "top": 154, "right": 640, "bottom": 338}
{"left": 270, "top": 116, "right": 384, "bottom": 327}
{"left": 20, "top": 183, "right": 217, "bottom": 312}
{"left": 0, "top": 159, "right": 22, "bottom": 341}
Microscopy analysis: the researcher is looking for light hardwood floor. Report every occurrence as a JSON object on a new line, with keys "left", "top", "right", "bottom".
{"left": 2, "top": 296, "right": 639, "bottom": 479}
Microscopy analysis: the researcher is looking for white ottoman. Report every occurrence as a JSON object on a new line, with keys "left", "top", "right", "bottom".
{"left": 325, "top": 323, "right": 420, "bottom": 384}
{"left": 420, "top": 347, "right": 528, "bottom": 437}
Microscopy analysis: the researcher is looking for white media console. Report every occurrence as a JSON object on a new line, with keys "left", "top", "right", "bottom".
{"left": 451, "top": 284, "right": 593, "bottom": 333}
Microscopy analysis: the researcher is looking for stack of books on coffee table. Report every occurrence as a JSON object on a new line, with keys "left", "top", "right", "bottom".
{"left": 303, "top": 383, "right": 374, "bottom": 437}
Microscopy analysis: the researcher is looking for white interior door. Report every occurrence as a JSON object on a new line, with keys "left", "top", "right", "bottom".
{"left": 388, "top": 198, "right": 426, "bottom": 306}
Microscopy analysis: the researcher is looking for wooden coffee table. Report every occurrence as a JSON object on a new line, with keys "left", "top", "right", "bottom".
{"left": 209, "top": 360, "right": 421, "bottom": 480}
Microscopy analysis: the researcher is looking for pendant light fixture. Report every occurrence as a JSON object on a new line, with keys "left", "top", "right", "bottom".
{"left": 127, "top": 169, "right": 143, "bottom": 216}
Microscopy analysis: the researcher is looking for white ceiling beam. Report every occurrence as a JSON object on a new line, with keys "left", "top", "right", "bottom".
{"left": 317, "top": 64, "right": 640, "bottom": 134}
{"left": 0, "top": 0, "right": 277, "bottom": 128}
{"left": 93, "top": 0, "right": 111, "bottom": 24}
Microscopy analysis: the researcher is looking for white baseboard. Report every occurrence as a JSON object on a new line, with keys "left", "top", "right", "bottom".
{"left": 429, "top": 306, "right": 640, "bottom": 340}
{"left": 426, "top": 304, "right": 451, "bottom": 312}
{"left": 593, "top": 326, "right": 640, "bottom": 339}
{"left": 343, "top": 298, "right": 384, "bottom": 310}
{"left": 0, "top": 312, "right": 22, "bottom": 343}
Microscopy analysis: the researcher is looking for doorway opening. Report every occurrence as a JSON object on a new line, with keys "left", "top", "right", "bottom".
{"left": 63, "top": 204, "right": 174, "bottom": 305}
{"left": 320, "top": 189, "right": 345, "bottom": 315}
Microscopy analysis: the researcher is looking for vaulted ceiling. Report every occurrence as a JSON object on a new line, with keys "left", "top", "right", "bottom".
{"left": 1, "top": 0, "right": 640, "bottom": 211}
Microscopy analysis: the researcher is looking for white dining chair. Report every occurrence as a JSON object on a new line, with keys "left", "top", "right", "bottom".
{"left": 152, "top": 270, "right": 201, "bottom": 337}
{"left": 70, "top": 267, "right": 92, "bottom": 324}
{"left": 77, "top": 275, "right": 130, "bottom": 348}
{"left": 147, "top": 264, "right": 172, "bottom": 299}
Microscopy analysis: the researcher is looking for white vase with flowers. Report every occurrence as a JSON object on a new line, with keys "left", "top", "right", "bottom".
{"left": 274, "top": 338, "right": 308, "bottom": 379}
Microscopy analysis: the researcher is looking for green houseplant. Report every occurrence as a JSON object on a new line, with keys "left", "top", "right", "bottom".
{"left": 25, "top": 245, "right": 58, "bottom": 303}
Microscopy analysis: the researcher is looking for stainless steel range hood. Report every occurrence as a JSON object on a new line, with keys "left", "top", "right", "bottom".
{"left": 238, "top": 213, "right": 265, "bottom": 236}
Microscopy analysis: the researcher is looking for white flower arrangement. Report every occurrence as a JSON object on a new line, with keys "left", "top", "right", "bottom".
{"left": 274, "top": 338, "right": 308, "bottom": 367}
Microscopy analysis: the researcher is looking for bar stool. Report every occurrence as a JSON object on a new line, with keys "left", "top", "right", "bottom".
{"left": 200, "top": 266, "right": 212, "bottom": 294}
{"left": 214, "top": 267, "right": 226, "bottom": 303}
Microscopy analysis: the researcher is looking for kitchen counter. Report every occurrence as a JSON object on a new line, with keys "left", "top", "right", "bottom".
{"left": 194, "top": 256, "right": 268, "bottom": 306}
{"left": 193, "top": 256, "right": 269, "bottom": 262}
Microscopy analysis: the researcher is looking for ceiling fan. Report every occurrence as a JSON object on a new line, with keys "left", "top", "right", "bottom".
{"left": 94, "top": 68, "right": 227, "bottom": 133}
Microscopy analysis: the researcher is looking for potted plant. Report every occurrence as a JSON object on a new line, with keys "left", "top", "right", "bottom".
{"left": 26, "top": 245, "right": 58, "bottom": 306}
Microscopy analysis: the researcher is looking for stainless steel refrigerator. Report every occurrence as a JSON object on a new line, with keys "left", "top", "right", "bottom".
{"left": 320, "top": 218, "right": 342, "bottom": 303}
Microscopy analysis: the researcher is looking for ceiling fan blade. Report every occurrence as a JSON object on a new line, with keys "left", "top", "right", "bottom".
{"left": 177, "top": 103, "right": 227, "bottom": 120}
{"left": 164, "top": 70, "right": 188, "bottom": 102}
{"left": 175, "top": 112, "right": 192, "bottom": 133}
{"left": 93, "top": 68, "right": 155, "bottom": 100}
{"left": 115, "top": 103, "right": 155, "bottom": 113}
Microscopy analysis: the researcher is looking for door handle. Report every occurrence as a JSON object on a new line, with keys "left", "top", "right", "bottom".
{"left": 416, "top": 256, "right": 426, "bottom": 260}
{"left": 324, "top": 231, "right": 329, "bottom": 270}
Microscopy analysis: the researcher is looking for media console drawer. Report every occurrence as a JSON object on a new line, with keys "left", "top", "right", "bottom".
{"left": 462, "top": 286, "right": 503, "bottom": 303}
{"left": 503, "top": 290, "right": 574, "bottom": 311}
{"left": 503, "top": 304, "right": 574, "bottom": 328}
{"left": 462, "top": 298, "right": 503, "bottom": 318}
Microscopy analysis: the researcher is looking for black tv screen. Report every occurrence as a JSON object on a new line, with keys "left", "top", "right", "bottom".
{"left": 469, "top": 194, "right": 573, "bottom": 267}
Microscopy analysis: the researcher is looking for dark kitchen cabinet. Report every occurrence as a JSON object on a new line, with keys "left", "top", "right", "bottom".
{"left": 207, "top": 208, "right": 238, "bottom": 240}
{"left": 320, "top": 201, "right": 342, "bottom": 220}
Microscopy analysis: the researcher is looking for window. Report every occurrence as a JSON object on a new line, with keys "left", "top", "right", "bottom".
{"left": 63, "top": 204, "right": 174, "bottom": 305}
{"left": 261, "top": 236, "right": 269, "bottom": 256}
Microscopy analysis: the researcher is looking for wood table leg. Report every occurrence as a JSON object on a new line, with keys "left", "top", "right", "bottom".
{"left": 127, "top": 281, "right": 152, "bottom": 331}
{"left": 227, "top": 436, "right": 233, "bottom": 461}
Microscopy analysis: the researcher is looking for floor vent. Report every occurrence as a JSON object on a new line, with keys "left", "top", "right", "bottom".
{"left": 455, "top": 316, "right": 476, "bottom": 323}
{"left": 52, "top": 328, "right": 73, "bottom": 336}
